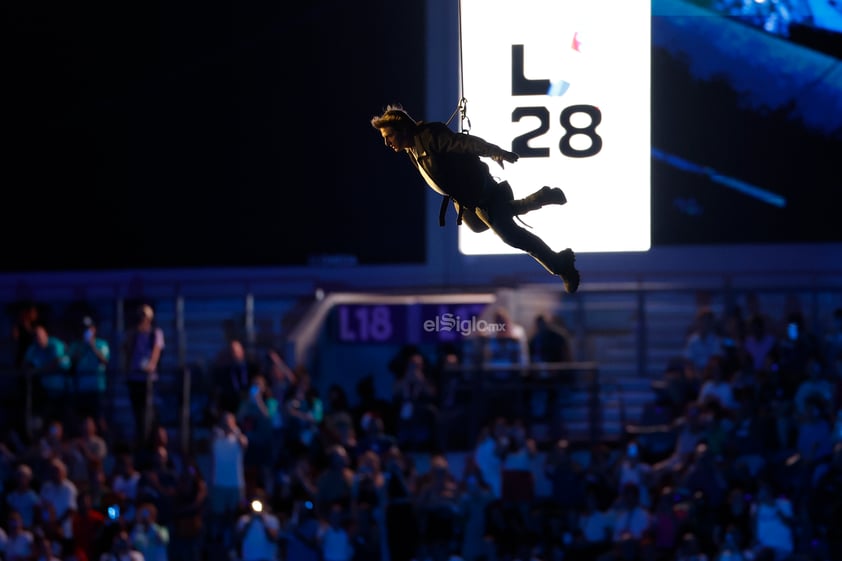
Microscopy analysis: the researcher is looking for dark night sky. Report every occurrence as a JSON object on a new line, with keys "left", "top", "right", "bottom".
{"left": 5, "top": 1, "right": 428, "bottom": 271}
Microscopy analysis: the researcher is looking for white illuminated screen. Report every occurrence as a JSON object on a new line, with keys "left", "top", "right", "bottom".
{"left": 458, "top": 0, "right": 651, "bottom": 254}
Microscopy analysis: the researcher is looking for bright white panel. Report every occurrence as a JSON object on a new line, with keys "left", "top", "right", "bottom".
{"left": 458, "top": 0, "right": 651, "bottom": 254}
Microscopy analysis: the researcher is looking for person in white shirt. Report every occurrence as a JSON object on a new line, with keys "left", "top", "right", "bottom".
{"left": 210, "top": 412, "right": 248, "bottom": 548}
{"left": 0, "top": 511, "right": 35, "bottom": 561}
{"left": 5, "top": 464, "right": 40, "bottom": 529}
{"left": 39, "top": 458, "right": 78, "bottom": 543}
{"left": 236, "top": 491, "right": 281, "bottom": 561}
{"left": 750, "top": 482, "right": 794, "bottom": 561}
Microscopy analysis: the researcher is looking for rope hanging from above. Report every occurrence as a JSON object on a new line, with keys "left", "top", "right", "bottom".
{"left": 445, "top": 0, "right": 470, "bottom": 134}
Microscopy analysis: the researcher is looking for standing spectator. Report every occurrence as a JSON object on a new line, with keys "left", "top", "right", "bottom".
{"left": 209, "top": 412, "right": 247, "bottom": 550}
{"left": 237, "top": 374, "right": 279, "bottom": 492}
{"left": 122, "top": 304, "right": 165, "bottom": 447}
{"left": 210, "top": 338, "right": 258, "bottom": 420}
{"left": 68, "top": 316, "right": 111, "bottom": 430}
{"left": 22, "top": 323, "right": 71, "bottom": 426}
{"left": 11, "top": 301, "right": 40, "bottom": 369}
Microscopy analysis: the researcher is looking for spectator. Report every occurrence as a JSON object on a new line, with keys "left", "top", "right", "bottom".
{"left": 0, "top": 511, "right": 34, "bottom": 561}
{"left": 235, "top": 489, "right": 281, "bottom": 561}
{"left": 129, "top": 502, "right": 169, "bottom": 561}
{"left": 393, "top": 352, "right": 438, "bottom": 452}
{"left": 318, "top": 504, "right": 354, "bottom": 561}
{"left": 23, "top": 323, "right": 72, "bottom": 425}
{"left": 210, "top": 338, "right": 258, "bottom": 421}
{"left": 68, "top": 316, "right": 111, "bottom": 430}
{"left": 684, "top": 308, "right": 724, "bottom": 376}
{"left": 697, "top": 356, "right": 739, "bottom": 414}
{"left": 122, "top": 304, "right": 165, "bottom": 447}
{"left": 208, "top": 412, "right": 247, "bottom": 550}
{"left": 750, "top": 481, "right": 794, "bottom": 561}
{"left": 169, "top": 461, "right": 207, "bottom": 561}
{"left": 38, "top": 458, "right": 78, "bottom": 554}
{"left": 5, "top": 464, "right": 40, "bottom": 529}
{"left": 237, "top": 374, "right": 280, "bottom": 493}
{"left": 315, "top": 445, "right": 354, "bottom": 517}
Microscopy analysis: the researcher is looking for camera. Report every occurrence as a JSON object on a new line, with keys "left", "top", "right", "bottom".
{"left": 787, "top": 322, "right": 799, "bottom": 340}
{"left": 107, "top": 505, "right": 120, "bottom": 521}
{"left": 250, "top": 500, "right": 263, "bottom": 513}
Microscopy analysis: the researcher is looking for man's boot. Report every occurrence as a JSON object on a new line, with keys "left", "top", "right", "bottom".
{"left": 511, "top": 186, "right": 567, "bottom": 215}
{"left": 529, "top": 247, "right": 580, "bottom": 294}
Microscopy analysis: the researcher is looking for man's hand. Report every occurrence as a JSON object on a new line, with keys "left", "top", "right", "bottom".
{"left": 491, "top": 150, "right": 519, "bottom": 168}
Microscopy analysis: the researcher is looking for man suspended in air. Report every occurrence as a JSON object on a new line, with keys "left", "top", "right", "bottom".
{"left": 371, "top": 104, "right": 580, "bottom": 293}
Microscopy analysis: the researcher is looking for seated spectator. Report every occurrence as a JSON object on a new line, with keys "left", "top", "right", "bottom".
{"left": 130, "top": 502, "right": 170, "bottom": 561}
{"left": 684, "top": 308, "right": 725, "bottom": 378}
{"left": 599, "top": 483, "right": 651, "bottom": 561}
{"left": 235, "top": 489, "right": 281, "bottom": 561}
{"left": 415, "top": 454, "right": 460, "bottom": 561}
{"left": 544, "top": 438, "right": 587, "bottom": 527}
{"left": 5, "top": 464, "right": 40, "bottom": 529}
{"left": 793, "top": 355, "right": 835, "bottom": 417}
{"left": 697, "top": 355, "right": 739, "bottom": 414}
{"left": 457, "top": 462, "right": 496, "bottom": 561}
{"left": 0, "top": 511, "right": 34, "bottom": 561}
{"left": 744, "top": 314, "right": 779, "bottom": 374}
{"left": 318, "top": 503, "right": 354, "bottom": 561}
{"left": 750, "top": 480, "right": 794, "bottom": 561}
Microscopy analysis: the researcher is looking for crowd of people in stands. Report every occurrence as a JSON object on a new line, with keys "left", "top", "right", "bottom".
{"left": 0, "top": 296, "right": 841, "bottom": 561}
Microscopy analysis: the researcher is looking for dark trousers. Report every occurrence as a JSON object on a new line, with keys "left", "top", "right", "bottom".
{"left": 459, "top": 181, "right": 565, "bottom": 275}
{"left": 127, "top": 377, "right": 156, "bottom": 445}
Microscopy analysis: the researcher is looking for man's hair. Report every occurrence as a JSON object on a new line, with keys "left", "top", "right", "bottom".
{"left": 370, "top": 104, "right": 417, "bottom": 131}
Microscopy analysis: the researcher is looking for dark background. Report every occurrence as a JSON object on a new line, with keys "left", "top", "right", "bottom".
{"left": 5, "top": 2, "right": 841, "bottom": 272}
{"left": 5, "top": 1, "right": 427, "bottom": 271}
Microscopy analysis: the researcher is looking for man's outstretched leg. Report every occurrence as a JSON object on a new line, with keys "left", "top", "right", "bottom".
{"left": 476, "top": 207, "right": 580, "bottom": 293}
{"left": 509, "top": 186, "right": 567, "bottom": 215}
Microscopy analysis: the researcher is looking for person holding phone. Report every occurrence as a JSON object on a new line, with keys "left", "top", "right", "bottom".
{"left": 69, "top": 316, "right": 111, "bottom": 427}
{"left": 129, "top": 503, "right": 169, "bottom": 561}
{"left": 236, "top": 490, "right": 281, "bottom": 561}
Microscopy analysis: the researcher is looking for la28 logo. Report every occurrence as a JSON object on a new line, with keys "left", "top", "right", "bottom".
{"left": 511, "top": 44, "right": 602, "bottom": 158}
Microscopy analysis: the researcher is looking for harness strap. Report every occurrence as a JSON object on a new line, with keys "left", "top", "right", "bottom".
{"left": 438, "top": 196, "right": 465, "bottom": 227}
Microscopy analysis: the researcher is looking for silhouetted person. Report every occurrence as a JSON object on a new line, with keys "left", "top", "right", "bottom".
{"left": 371, "top": 104, "right": 580, "bottom": 293}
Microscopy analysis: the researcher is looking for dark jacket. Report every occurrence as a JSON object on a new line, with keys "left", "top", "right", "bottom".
{"left": 410, "top": 122, "right": 506, "bottom": 209}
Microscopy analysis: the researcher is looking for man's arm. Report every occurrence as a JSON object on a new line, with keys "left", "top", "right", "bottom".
{"left": 423, "top": 123, "right": 519, "bottom": 164}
